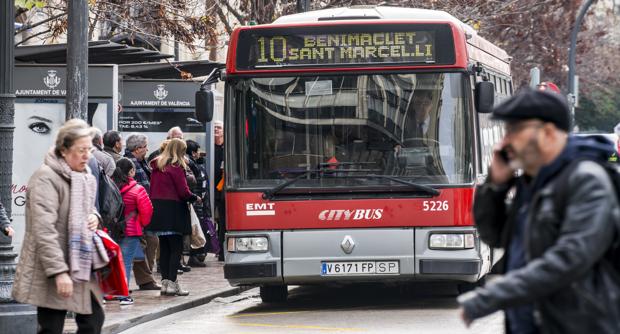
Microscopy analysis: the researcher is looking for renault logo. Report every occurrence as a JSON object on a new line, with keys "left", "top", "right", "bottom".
{"left": 341, "top": 235, "right": 355, "bottom": 254}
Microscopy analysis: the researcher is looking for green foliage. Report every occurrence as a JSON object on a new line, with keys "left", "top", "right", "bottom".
{"left": 575, "top": 89, "right": 620, "bottom": 132}
{"left": 15, "top": 0, "right": 46, "bottom": 9}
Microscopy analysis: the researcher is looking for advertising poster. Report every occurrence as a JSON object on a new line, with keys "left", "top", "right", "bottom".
{"left": 119, "top": 80, "right": 206, "bottom": 156}
{"left": 10, "top": 65, "right": 116, "bottom": 254}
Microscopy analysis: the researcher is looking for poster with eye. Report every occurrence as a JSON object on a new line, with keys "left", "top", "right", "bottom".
{"left": 9, "top": 64, "right": 117, "bottom": 254}
{"left": 10, "top": 101, "right": 110, "bottom": 253}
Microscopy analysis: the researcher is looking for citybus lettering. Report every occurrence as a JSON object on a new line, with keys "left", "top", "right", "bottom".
{"left": 318, "top": 209, "right": 383, "bottom": 221}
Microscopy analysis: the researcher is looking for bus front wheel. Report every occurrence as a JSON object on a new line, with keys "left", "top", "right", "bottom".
{"left": 260, "top": 285, "right": 288, "bottom": 303}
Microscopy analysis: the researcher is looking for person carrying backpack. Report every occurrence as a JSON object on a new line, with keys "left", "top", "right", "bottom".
{"left": 458, "top": 89, "right": 620, "bottom": 334}
{"left": 111, "top": 158, "right": 153, "bottom": 305}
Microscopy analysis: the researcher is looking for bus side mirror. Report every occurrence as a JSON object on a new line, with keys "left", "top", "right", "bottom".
{"left": 195, "top": 88, "right": 214, "bottom": 123}
{"left": 475, "top": 81, "right": 495, "bottom": 113}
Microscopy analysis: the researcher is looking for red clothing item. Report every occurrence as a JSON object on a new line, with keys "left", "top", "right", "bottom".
{"left": 120, "top": 178, "right": 153, "bottom": 237}
{"left": 149, "top": 160, "right": 196, "bottom": 202}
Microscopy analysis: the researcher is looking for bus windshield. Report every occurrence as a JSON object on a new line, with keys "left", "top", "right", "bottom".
{"left": 230, "top": 72, "right": 473, "bottom": 190}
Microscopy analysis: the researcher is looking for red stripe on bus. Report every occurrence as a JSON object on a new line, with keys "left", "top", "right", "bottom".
{"left": 225, "top": 187, "right": 475, "bottom": 230}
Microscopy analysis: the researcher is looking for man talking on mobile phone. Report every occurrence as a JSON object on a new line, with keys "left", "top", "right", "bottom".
{"left": 457, "top": 88, "right": 620, "bottom": 334}
{"left": 1, "top": 194, "right": 15, "bottom": 237}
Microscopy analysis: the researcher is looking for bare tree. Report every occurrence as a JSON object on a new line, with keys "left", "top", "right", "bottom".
{"left": 211, "top": 0, "right": 617, "bottom": 91}
{"left": 15, "top": 0, "right": 214, "bottom": 52}
{"left": 15, "top": 0, "right": 619, "bottom": 127}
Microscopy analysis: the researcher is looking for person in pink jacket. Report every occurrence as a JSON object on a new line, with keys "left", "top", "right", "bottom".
{"left": 111, "top": 157, "right": 153, "bottom": 305}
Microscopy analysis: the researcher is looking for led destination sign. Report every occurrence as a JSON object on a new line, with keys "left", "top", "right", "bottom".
{"left": 236, "top": 24, "right": 456, "bottom": 70}
{"left": 256, "top": 31, "right": 434, "bottom": 65}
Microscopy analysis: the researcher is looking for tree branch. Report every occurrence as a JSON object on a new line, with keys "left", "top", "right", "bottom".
{"left": 15, "top": 29, "right": 52, "bottom": 46}
{"left": 221, "top": 0, "right": 246, "bottom": 24}
{"left": 15, "top": 12, "right": 67, "bottom": 35}
{"left": 216, "top": 5, "right": 233, "bottom": 35}
{"left": 89, "top": 14, "right": 99, "bottom": 40}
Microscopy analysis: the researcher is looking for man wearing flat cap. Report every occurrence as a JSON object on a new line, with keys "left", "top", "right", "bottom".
{"left": 458, "top": 89, "right": 620, "bottom": 333}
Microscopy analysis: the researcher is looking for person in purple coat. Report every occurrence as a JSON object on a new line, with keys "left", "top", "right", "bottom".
{"left": 146, "top": 138, "right": 200, "bottom": 296}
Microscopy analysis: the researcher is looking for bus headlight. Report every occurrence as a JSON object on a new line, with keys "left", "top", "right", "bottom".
{"left": 429, "top": 233, "right": 475, "bottom": 249}
{"left": 227, "top": 237, "right": 269, "bottom": 252}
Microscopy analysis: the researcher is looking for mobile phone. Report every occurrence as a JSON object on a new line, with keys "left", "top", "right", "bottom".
{"left": 497, "top": 148, "right": 510, "bottom": 163}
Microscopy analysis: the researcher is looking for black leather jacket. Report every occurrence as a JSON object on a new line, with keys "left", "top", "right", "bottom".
{"left": 187, "top": 157, "right": 211, "bottom": 219}
{"left": 461, "top": 160, "right": 620, "bottom": 334}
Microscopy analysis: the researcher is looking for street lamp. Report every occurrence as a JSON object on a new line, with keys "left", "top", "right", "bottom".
{"left": 0, "top": 1, "right": 37, "bottom": 333}
{"left": 297, "top": 0, "right": 310, "bottom": 13}
{"left": 568, "top": 0, "right": 595, "bottom": 127}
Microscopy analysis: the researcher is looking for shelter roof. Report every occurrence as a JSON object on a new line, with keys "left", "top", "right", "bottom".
{"left": 118, "top": 60, "right": 224, "bottom": 79}
{"left": 15, "top": 40, "right": 174, "bottom": 64}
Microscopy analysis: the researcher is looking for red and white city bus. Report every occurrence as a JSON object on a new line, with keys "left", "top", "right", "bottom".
{"left": 220, "top": 6, "right": 512, "bottom": 302}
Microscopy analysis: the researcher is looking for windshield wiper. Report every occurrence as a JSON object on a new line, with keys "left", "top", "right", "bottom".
{"left": 352, "top": 174, "right": 440, "bottom": 196}
{"left": 263, "top": 167, "right": 378, "bottom": 199}
{"left": 318, "top": 161, "right": 378, "bottom": 167}
{"left": 262, "top": 170, "right": 316, "bottom": 200}
{"left": 262, "top": 168, "right": 440, "bottom": 199}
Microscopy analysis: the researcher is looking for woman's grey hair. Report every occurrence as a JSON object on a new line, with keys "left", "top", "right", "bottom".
{"left": 91, "top": 128, "right": 103, "bottom": 146}
{"left": 54, "top": 119, "right": 95, "bottom": 157}
{"left": 125, "top": 133, "right": 148, "bottom": 152}
{"left": 167, "top": 126, "right": 183, "bottom": 139}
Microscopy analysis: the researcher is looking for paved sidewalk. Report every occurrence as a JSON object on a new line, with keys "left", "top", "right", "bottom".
{"left": 64, "top": 255, "right": 243, "bottom": 334}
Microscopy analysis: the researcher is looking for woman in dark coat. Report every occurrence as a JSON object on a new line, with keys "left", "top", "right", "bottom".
{"left": 147, "top": 138, "right": 199, "bottom": 296}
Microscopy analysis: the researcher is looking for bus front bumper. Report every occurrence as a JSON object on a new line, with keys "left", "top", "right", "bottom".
{"left": 224, "top": 227, "right": 489, "bottom": 286}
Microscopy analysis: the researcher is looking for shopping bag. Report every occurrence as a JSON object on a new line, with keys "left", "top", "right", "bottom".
{"left": 95, "top": 230, "right": 129, "bottom": 296}
{"left": 190, "top": 205, "right": 206, "bottom": 249}
{"left": 202, "top": 217, "right": 221, "bottom": 255}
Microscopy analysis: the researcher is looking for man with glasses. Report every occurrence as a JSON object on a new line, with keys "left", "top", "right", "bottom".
{"left": 458, "top": 89, "right": 620, "bottom": 333}
{"left": 125, "top": 133, "right": 151, "bottom": 193}
{"left": 147, "top": 126, "right": 184, "bottom": 163}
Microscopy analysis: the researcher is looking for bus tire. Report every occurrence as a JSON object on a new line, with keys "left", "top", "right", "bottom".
{"left": 260, "top": 285, "right": 288, "bottom": 303}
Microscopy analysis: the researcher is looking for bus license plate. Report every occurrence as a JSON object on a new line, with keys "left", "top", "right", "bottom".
{"left": 321, "top": 261, "right": 399, "bottom": 276}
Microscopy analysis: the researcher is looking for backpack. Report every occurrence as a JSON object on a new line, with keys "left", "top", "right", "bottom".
{"left": 552, "top": 158, "right": 620, "bottom": 276}
{"left": 97, "top": 168, "right": 126, "bottom": 241}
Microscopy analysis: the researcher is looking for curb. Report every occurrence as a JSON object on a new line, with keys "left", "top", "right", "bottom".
{"left": 102, "top": 286, "right": 250, "bottom": 334}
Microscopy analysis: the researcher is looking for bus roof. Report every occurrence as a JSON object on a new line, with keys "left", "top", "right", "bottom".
{"left": 274, "top": 6, "right": 466, "bottom": 26}
{"left": 228, "top": 6, "right": 510, "bottom": 75}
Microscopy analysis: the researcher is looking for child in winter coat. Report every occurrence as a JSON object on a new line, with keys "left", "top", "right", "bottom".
{"left": 111, "top": 157, "right": 153, "bottom": 305}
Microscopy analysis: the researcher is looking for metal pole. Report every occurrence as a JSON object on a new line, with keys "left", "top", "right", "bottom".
{"left": 66, "top": 0, "right": 89, "bottom": 120}
{"left": 0, "top": 0, "right": 16, "bottom": 219}
{"left": 529, "top": 67, "right": 540, "bottom": 88}
{"left": 174, "top": 40, "right": 180, "bottom": 61}
{"left": 0, "top": 2, "right": 37, "bottom": 332}
{"left": 297, "top": 0, "right": 310, "bottom": 12}
{"left": 568, "top": 0, "right": 595, "bottom": 126}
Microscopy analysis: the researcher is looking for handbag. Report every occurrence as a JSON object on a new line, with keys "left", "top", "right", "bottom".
{"left": 190, "top": 205, "right": 206, "bottom": 249}
{"left": 202, "top": 216, "right": 221, "bottom": 255}
{"left": 95, "top": 230, "right": 129, "bottom": 296}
